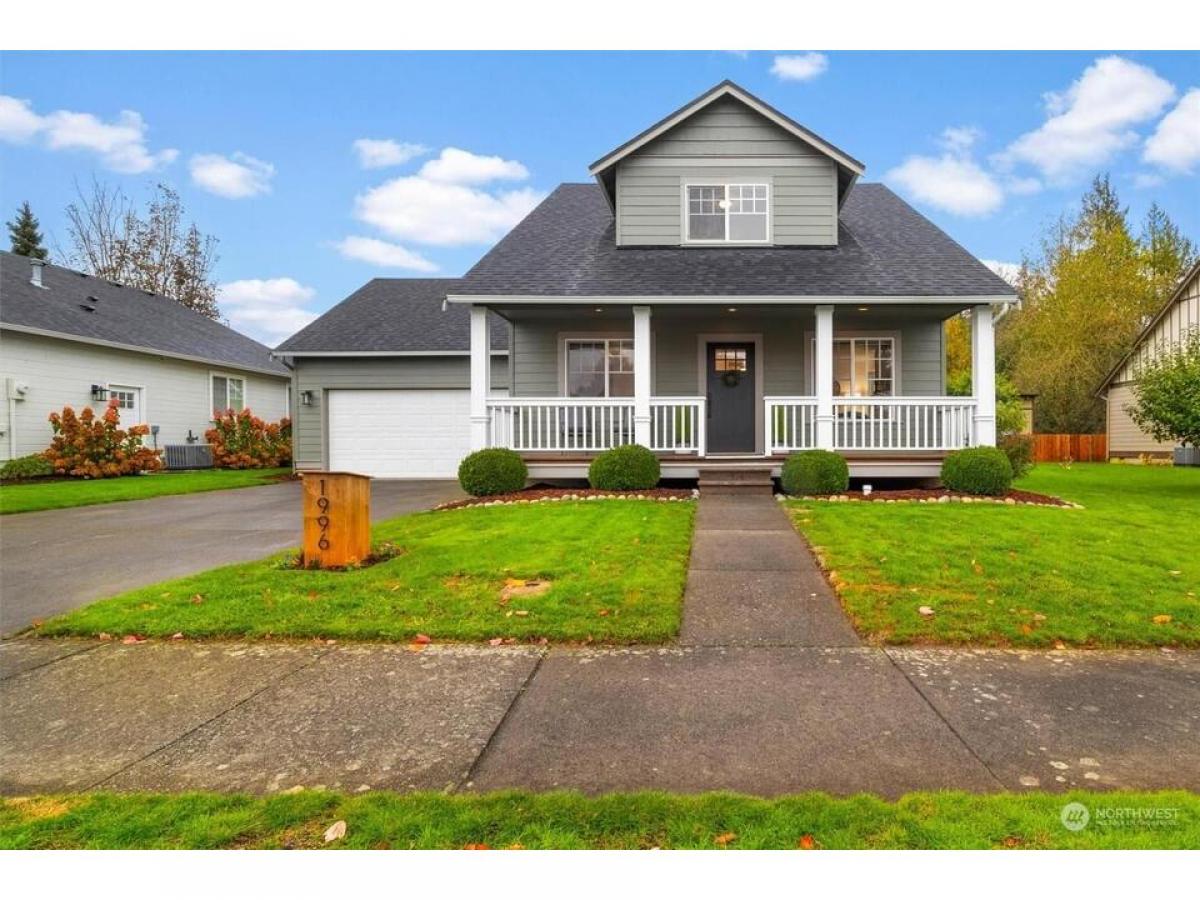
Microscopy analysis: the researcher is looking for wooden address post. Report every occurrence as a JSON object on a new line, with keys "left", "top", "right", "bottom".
{"left": 302, "top": 472, "right": 371, "bottom": 568}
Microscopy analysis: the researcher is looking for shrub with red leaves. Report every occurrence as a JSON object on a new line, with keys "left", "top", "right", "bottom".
{"left": 45, "top": 400, "right": 164, "bottom": 479}
{"left": 206, "top": 409, "right": 292, "bottom": 469}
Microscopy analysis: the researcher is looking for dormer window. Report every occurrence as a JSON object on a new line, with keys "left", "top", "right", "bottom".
{"left": 684, "top": 183, "right": 769, "bottom": 244}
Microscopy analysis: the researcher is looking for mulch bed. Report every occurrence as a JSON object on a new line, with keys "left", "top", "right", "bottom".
{"left": 437, "top": 487, "right": 697, "bottom": 510}
{"left": 791, "top": 487, "right": 1074, "bottom": 507}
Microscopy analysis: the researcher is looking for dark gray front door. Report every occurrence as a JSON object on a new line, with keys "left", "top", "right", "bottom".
{"left": 706, "top": 342, "right": 756, "bottom": 453}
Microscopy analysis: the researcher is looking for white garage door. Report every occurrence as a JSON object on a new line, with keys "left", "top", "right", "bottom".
{"left": 328, "top": 389, "right": 471, "bottom": 478}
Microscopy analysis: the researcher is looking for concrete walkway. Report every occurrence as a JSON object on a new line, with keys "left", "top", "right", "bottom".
{"left": 0, "top": 479, "right": 464, "bottom": 636}
{"left": 2, "top": 493, "right": 1198, "bottom": 798}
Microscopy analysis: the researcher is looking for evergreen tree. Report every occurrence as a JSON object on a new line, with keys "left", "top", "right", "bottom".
{"left": 7, "top": 202, "right": 48, "bottom": 259}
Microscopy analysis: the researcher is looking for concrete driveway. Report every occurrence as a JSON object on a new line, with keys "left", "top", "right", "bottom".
{"left": 0, "top": 479, "right": 463, "bottom": 636}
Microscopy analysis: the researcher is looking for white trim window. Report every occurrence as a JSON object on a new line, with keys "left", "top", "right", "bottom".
{"left": 211, "top": 372, "right": 246, "bottom": 415}
{"left": 565, "top": 338, "right": 634, "bottom": 397}
{"left": 684, "top": 183, "right": 769, "bottom": 243}
{"left": 833, "top": 337, "right": 894, "bottom": 398}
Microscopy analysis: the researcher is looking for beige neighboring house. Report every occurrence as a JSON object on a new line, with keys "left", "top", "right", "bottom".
{"left": 0, "top": 251, "right": 291, "bottom": 463}
{"left": 1098, "top": 260, "right": 1200, "bottom": 459}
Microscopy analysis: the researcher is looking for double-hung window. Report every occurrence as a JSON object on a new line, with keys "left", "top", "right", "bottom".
{"left": 685, "top": 184, "right": 769, "bottom": 243}
{"left": 211, "top": 373, "right": 246, "bottom": 415}
{"left": 565, "top": 339, "right": 634, "bottom": 397}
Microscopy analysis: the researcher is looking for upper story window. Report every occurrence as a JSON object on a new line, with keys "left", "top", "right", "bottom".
{"left": 685, "top": 183, "right": 769, "bottom": 243}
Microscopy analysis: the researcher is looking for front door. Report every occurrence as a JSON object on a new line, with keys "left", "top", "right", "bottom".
{"left": 706, "top": 342, "right": 756, "bottom": 453}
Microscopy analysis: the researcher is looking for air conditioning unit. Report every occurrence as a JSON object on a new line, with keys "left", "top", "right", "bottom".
{"left": 164, "top": 444, "right": 214, "bottom": 470}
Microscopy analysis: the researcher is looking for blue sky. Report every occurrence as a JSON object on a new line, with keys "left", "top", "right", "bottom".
{"left": 2, "top": 51, "right": 1197, "bottom": 345}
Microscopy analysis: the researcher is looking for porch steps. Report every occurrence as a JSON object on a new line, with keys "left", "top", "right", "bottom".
{"left": 697, "top": 467, "right": 775, "bottom": 496}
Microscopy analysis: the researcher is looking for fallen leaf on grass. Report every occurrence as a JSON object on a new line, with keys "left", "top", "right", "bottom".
{"left": 918, "top": 606, "right": 935, "bottom": 618}
{"left": 713, "top": 832, "right": 737, "bottom": 847}
{"left": 598, "top": 609, "right": 610, "bottom": 617}
{"left": 798, "top": 834, "right": 818, "bottom": 850}
{"left": 412, "top": 633, "right": 431, "bottom": 644}
{"left": 463, "top": 843, "right": 491, "bottom": 850}
{"left": 190, "top": 594, "right": 204, "bottom": 605}
{"left": 513, "top": 610, "right": 529, "bottom": 617}
{"left": 170, "top": 632, "right": 184, "bottom": 641}
{"left": 323, "top": 820, "right": 346, "bottom": 843}
{"left": 98, "top": 632, "right": 112, "bottom": 641}
{"left": 1152, "top": 614, "right": 1173, "bottom": 625}
{"left": 121, "top": 635, "right": 145, "bottom": 644}
{"left": 488, "top": 638, "right": 504, "bottom": 647}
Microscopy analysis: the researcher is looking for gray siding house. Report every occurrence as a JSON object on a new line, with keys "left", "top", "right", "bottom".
{"left": 0, "top": 251, "right": 289, "bottom": 462}
{"left": 280, "top": 81, "right": 1015, "bottom": 480}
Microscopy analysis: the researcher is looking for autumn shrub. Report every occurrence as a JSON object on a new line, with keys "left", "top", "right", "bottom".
{"left": 588, "top": 444, "right": 660, "bottom": 490}
{"left": 0, "top": 453, "right": 54, "bottom": 481}
{"left": 45, "top": 401, "right": 163, "bottom": 478}
{"left": 458, "top": 448, "right": 528, "bottom": 496}
{"left": 206, "top": 409, "right": 293, "bottom": 469}
{"left": 781, "top": 449, "right": 849, "bottom": 495}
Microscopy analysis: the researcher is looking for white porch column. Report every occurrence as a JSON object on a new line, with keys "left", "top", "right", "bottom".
{"left": 814, "top": 304, "right": 835, "bottom": 450}
{"left": 971, "top": 304, "right": 997, "bottom": 446}
{"left": 469, "top": 305, "right": 491, "bottom": 451}
{"left": 633, "top": 305, "right": 652, "bottom": 446}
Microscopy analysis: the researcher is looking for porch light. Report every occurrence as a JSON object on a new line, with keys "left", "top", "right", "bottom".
{"left": 727, "top": 307, "right": 737, "bottom": 313}
{"left": 90, "top": 383, "right": 108, "bottom": 401}
{"left": 300, "top": 390, "right": 314, "bottom": 407}
{"left": 594, "top": 307, "right": 604, "bottom": 313}
{"left": 857, "top": 306, "right": 870, "bottom": 312}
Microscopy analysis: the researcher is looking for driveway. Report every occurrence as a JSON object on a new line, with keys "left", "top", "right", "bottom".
{"left": 0, "top": 479, "right": 463, "bottom": 636}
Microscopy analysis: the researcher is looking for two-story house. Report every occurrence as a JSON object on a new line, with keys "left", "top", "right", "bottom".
{"left": 278, "top": 81, "right": 1016, "bottom": 480}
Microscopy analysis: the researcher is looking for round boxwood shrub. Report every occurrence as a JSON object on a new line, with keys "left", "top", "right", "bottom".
{"left": 588, "top": 444, "right": 660, "bottom": 490}
{"left": 457, "top": 448, "right": 528, "bottom": 497}
{"left": 780, "top": 449, "right": 849, "bottom": 495}
{"left": 940, "top": 446, "right": 1013, "bottom": 496}
{"left": 0, "top": 453, "right": 53, "bottom": 481}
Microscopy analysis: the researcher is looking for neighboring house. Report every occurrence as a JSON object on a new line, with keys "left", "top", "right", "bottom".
{"left": 280, "top": 80, "right": 1015, "bottom": 480}
{"left": 1098, "top": 259, "right": 1200, "bottom": 459}
{"left": 0, "top": 251, "right": 290, "bottom": 462}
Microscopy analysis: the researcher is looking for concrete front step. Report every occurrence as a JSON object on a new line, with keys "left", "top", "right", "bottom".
{"left": 698, "top": 467, "right": 775, "bottom": 495}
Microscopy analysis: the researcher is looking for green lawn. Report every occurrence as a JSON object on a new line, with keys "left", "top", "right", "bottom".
{"left": 36, "top": 500, "right": 695, "bottom": 643}
{"left": 787, "top": 464, "right": 1200, "bottom": 647}
{"left": 0, "top": 468, "right": 292, "bottom": 515}
{"left": 2, "top": 789, "right": 1195, "bottom": 849}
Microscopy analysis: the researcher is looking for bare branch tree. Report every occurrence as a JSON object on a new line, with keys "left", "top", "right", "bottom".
{"left": 63, "top": 179, "right": 220, "bottom": 320}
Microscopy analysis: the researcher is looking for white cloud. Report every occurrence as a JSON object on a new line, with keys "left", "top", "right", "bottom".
{"left": 997, "top": 56, "right": 1176, "bottom": 184}
{"left": 981, "top": 259, "right": 1022, "bottom": 285}
{"left": 0, "top": 95, "right": 177, "bottom": 173}
{"left": 1143, "top": 88, "right": 1200, "bottom": 174}
{"left": 356, "top": 178, "right": 544, "bottom": 246}
{"left": 353, "top": 138, "right": 429, "bottom": 169}
{"left": 189, "top": 152, "right": 274, "bottom": 198}
{"left": 334, "top": 236, "right": 438, "bottom": 272}
{"left": 418, "top": 147, "right": 529, "bottom": 185}
{"left": 1004, "top": 175, "right": 1043, "bottom": 196}
{"left": 1133, "top": 172, "right": 1166, "bottom": 189}
{"left": 217, "top": 278, "right": 319, "bottom": 346}
{"left": 770, "top": 53, "right": 829, "bottom": 82}
{"left": 886, "top": 125, "right": 1003, "bottom": 217}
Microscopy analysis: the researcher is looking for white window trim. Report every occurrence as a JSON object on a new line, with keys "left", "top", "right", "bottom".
{"left": 681, "top": 181, "right": 772, "bottom": 246}
{"left": 805, "top": 332, "right": 902, "bottom": 396}
{"left": 209, "top": 370, "right": 248, "bottom": 416}
{"left": 104, "top": 382, "right": 147, "bottom": 425}
{"left": 558, "top": 333, "right": 638, "bottom": 398}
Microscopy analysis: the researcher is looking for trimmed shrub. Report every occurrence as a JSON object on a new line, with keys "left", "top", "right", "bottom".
{"left": 206, "top": 410, "right": 292, "bottom": 469}
{"left": 780, "top": 449, "right": 849, "bottom": 495}
{"left": 588, "top": 444, "right": 660, "bottom": 490}
{"left": 940, "top": 446, "right": 1013, "bottom": 495}
{"left": 458, "top": 448, "right": 527, "bottom": 496}
{"left": 998, "top": 432, "right": 1035, "bottom": 480}
{"left": 1, "top": 453, "right": 54, "bottom": 481}
{"left": 45, "top": 400, "right": 163, "bottom": 478}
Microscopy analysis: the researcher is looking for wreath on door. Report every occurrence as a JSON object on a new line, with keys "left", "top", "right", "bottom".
{"left": 721, "top": 370, "right": 742, "bottom": 388}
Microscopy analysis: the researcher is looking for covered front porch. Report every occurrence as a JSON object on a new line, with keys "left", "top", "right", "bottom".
{"left": 466, "top": 300, "right": 997, "bottom": 479}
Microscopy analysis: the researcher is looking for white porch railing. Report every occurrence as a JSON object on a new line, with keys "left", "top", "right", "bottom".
{"left": 766, "top": 397, "right": 819, "bottom": 453}
{"left": 832, "top": 397, "right": 977, "bottom": 450}
{"left": 649, "top": 398, "right": 705, "bottom": 454}
{"left": 767, "top": 396, "right": 978, "bottom": 452}
{"left": 487, "top": 398, "right": 634, "bottom": 452}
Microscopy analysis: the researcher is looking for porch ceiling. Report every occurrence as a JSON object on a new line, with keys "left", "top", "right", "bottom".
{"left": 485, "top": 302, "right": 965, "bottom": 325}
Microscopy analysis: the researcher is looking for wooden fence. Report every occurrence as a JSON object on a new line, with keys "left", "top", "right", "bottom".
{"left": 1031, "top": 433, "right": 1108, "bottom": 463}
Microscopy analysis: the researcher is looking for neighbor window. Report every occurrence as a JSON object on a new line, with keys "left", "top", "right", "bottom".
{"left": 566, "top": 339, "right": 634, "bottom": 397}
{"left": 211, "top": 374, "right": 245, "bottom": 415}
{"left": 685, "top": 183, "right": 769, "bottom": 243}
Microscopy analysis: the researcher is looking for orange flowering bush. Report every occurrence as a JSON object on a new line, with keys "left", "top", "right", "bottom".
{"left": 206, "top": 409, "right": 292, "bottom": 469}
{"left": 45, "top": 400, "right": 164, "bottom": 478}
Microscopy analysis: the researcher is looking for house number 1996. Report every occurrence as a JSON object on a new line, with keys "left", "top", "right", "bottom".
{"left": 317, "top": 478, "right": 331, "bottom": 550}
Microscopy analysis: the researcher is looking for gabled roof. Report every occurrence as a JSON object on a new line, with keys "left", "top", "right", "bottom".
{"left": 452, "top": 182, "right": 1016, "bottom": 300}
{"left": 1097, "top": 258, "right": 1200, "bottom": 392}
{"left": 274, "top": 278, "right": 508, "bottom": 355}
{"left": 0, "top": 251, "right": 288, "bottom": 376}
{"left": 588, "top": 80, "right": 866, "bottom": 208}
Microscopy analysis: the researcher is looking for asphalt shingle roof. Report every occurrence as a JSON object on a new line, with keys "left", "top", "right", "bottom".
{"left": 274, "top": 278, "right": 508, "bottom": 354}
{"left": 458, "top": 182, "right": 1017, "bottom": 298}
{"left": 0, "top": 251, "right": 288, "bottom": 375}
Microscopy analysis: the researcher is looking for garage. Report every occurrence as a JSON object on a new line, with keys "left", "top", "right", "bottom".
{"left": 327, "top": 389, "right": 471, "bottom": 478}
